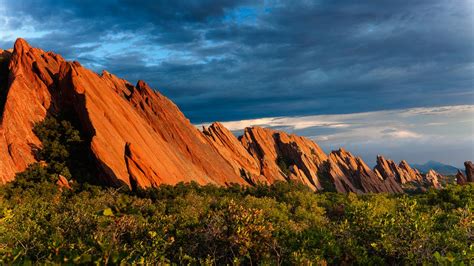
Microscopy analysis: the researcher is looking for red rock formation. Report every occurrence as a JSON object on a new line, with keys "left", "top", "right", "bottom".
{"left": 203, "top": 122, "right": 267, "bottom": 185}
{"left": 424, "top": 170, "right": 442, "bottom": 189}
{"left": 374, "top": 156, "right": 422, "bottom": 184}
{"left": 328, "top": 149, "right": 403, "bottom": 193}
{"left": 374, "top": 155, "right": 447, "bottom": 189}
{"left": 239, "top": 126, "right": 328, "bottom": 190}
{"left": 456, "top": 170, "right": 467, "bottom": 185}
{"left": 465, "top": 161, "right": 474, "bottom": 183}
{"left": 0, "top": 39, "right": 65, "bottom": 183}
{"left": 205, "top": 125, "right": 404, "bottom": 193}
{"left": 398, "top": 160, "right": 424, "bottom": 183}
{"left": 0, "top": 39, "right": 246, "bottom": 188}
{"left": 0, "top": 39, "right": 459, "bottom": 193}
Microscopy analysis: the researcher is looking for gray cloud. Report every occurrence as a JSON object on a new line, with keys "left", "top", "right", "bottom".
{"left": 1, "top": 0, "right": 473, "bottom": 123}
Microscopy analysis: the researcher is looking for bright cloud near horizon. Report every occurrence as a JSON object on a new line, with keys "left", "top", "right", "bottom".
{"left": 0, "top": 0, "right": 473, "bottom": 166}
{"left": 199, "top": 105, "right": 474, "bottom": 167}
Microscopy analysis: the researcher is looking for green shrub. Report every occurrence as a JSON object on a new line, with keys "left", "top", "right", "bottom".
{"left": 1, "top": 180, "right": 472, "bottom": 264}
{"left": 276, "top": 156, "right": 292, "bottom": 177}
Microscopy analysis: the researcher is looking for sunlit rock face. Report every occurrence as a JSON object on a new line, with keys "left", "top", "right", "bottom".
{"left": 0, "top": 39, "right": 245, "bottom": 187}
{"left": 0, "top": 39, "right": 457, "bottom": 192}
{"left": 0, "top": 39, "right": 65, "bottom": 184}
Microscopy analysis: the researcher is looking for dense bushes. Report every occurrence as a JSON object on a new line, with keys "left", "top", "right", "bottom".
{"left": 0, "top": 117, "right": 472, "bottom": 264}
{"left": 0, "top": 179, "right": 472, "bottom": 264}
{"left": 31, "top": 115, "right": 97, "bottom": 184}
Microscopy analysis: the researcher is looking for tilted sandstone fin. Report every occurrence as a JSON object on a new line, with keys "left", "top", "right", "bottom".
{"left": 124, "top": 142, "right": 161, "bottom": 189}
{"left": 454, "top": 161, "right": 473, "bottom": 186}
{"left": 424, "top": 169, "right": 442, "bottom": 189}
{"left": 465, "top": 161, "right": 474, "bottom": 183}
{"left": 374, "top": 155, "right": 446, "bottom": 190}
{"left": 0, "top": 38, "right": 65, "bottom": 183}
{"left": 203, "top": 122, "right": 267, "bottom": 185}
{"left": 374, "top": 155, "right": 423, "bottom": 184}
{"left": 456, "top": 170, "right": 467, "bottom": 185}
{"left": 328, "top": 149, "right": 403, "bottom": 193}
{"left": 0, "top": 39, "right": 247, "bottom": 187}
{"left": 0, "top": 39, "right": 460, "bottom": 193}
{"left": 239, "top": 126, "right": 328, "bottom": 190}
{"left": 56, "top": 60, "right": 246, "bottom": 188}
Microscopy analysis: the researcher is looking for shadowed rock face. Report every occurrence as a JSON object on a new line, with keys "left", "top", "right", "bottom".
{"left": 456, "top": 161, "right": 473, "bottom": 185}
{"left": 465, "top": 161, "right": 474, "bottom": 183}
{"left": 456, "top": 170, "right": 467, "bottom": 185}
{"left": 0, "top": 39, "right": 461, "bottom": 192}
{"left": 326, "top": 149, "right": 403, "bottom": 193}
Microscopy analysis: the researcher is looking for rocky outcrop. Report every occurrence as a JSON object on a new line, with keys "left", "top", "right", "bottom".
{"left": 239, "top": 126, "right": 329, "bottom": 190}
{"left": 56, "top": 175, "right": 71, "bottom": 190}
{"left": 374, "top": 156, "right": 422, "bottom": 184}
{"left": 424, "top": 170, "right": 442, "bottom": 189}
{"left": 0, "top": 39, "right": 463, "bottom": 193}
{"left": 203, "top": 122, "right": 266, "bottom": 185}
{"left": 398, "top": 160, "right": 424, "bottom": 183}
{"left": 59, "top": 61, "right": 249, "bottom": 188}
{"left": 465, "top": 161, "right": 474, "bottom": 182}
{"left": 0, "top": 38, "right": 246, "bottom": 188}
{"left": 457, "top": 161, "right": 474, "bottom": 185}
{"left": 0, "top": 39, "right": 65, "bottom": 183}
{"left": 373, "top": 155, "right": 448, "bottom": 190}
{"left": 456, "top": 170, "right": 467, "bottom": 185}
{"left": 327, "top": 149, "right": 403, "bottom": 193}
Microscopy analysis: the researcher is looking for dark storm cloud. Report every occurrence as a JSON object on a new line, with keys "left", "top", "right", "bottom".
{"left": 2, "top": 0, "right": 473, "bottom": 122}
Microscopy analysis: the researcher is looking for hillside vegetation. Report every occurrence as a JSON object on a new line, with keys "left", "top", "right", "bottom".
{"left": 0, "top": 116, "right": 472, "bottom": 265}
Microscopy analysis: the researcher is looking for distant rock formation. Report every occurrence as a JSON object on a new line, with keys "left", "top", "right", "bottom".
{"left": 456, "top": 161, "right": 473, "bottom": 185}
{"left": 456, "top": 170, "right": 467, "bottom": 185}
{"left": 465, "top": 161, "right": 474, "bottom": 183}
{"left": 424, "top": 170, "right": 442, "bottom": 189}
{"left": 326, "top": 149, "right": 403, "bottom": 193}
{"left": 374, "top": 156, "right": 423, "bottom": 184}
{"left": 203, "top": 122, "right": 266, "bottom": 185}
{"left": 0, "top": 39, "right": 465, "bottom": 193}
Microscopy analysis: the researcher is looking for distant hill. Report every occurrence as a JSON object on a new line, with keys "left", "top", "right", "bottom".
{"left": 413, "top": 161, "right": 460, "bottom": 175}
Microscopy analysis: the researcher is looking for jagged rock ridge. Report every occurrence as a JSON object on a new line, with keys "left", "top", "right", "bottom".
{"left": 0, "top": 39, "right": 466, "bottom": 192}
{"left": 0, "top": 39, "right": 245, "bottom": 187}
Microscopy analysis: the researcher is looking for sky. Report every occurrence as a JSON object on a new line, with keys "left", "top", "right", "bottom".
{"left": 0, "top": 0, "right": 473, "bottom": 166}
{"left": 198, "top": 105, "right": 474, "bottom": 168}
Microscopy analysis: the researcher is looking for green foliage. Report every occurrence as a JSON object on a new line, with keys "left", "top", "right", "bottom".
{"left": 276, "top": 156, "right": 292, "bottom": 177}
{"left": 16, "top": 115, "right": 97, "bottom": 187}
{"left": 0, "top": 180, "right": 472, "bottom": 264}
{"left": 32, "top": 116, "right": 82, "bottom": 179}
